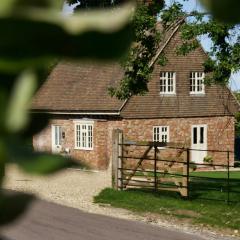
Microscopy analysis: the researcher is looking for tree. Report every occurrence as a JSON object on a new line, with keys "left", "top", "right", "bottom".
{"left": 67, "top": 0, "right": 240, "bottom": 100}
{"left": 0, "top": 0, "right": 133, "bottom": 228}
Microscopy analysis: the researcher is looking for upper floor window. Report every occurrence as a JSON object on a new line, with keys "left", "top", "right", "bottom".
{"left": 75, "top": 121, "right": 93, "bottom": 150}
{"left": 153, "top": 126, "right": 169, "bottom": 143}
{"left": 160, "top": 72, "right": 176, "bottom": 94}
{"left": 190, "top": 72, "right": 205, "bottom": 94}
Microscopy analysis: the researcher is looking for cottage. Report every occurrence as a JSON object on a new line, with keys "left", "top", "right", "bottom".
{"left": 32, "top": 23, "right": 239, "bottom": 169}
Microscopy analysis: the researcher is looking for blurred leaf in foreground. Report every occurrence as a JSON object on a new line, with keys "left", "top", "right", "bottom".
{"left": 6, "top": 70, "right": 37, "bottom": 133}
{"left": 0, "top": 192, "right": 34, "bottom": 226}
{"left": 200, "top": 0, "right": 240, "bottom": 23}
{"left": 0, "top": 1, "right": 134, "bottom": 73}
{"left": 0, "top": 0, "right": 134, "bottom": 226}
{"left": 7, "top": 140, "right": 85, "bottom": 175}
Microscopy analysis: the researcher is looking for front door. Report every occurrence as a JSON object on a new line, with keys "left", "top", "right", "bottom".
{"left": 191, "top": 125, "right": 207, "bottom": 163}
{"left": 52, "top": 125, "right": 62, "bottom": 153}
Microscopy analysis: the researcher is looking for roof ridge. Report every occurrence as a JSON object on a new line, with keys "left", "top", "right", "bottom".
{"left": 149, "top": 18, "right": 185, "bottom": 68}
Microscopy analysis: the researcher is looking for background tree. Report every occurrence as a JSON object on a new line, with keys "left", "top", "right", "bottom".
{"left": 67, "top": 0, "right": 240, "bottom": 100}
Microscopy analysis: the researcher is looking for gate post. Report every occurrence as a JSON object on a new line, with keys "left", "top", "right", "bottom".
{"left": 112, "top": 129, "right": 123, "bottom": 190}
{"left": 182, "top": 148, "right": 189, "bottom": 198}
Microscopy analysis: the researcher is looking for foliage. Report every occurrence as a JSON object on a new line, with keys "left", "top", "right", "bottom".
{"left": 161, "top": 2, "right": 240, "bottom": 87}
{"left": 67, "top": 0, "right": 122, "bottom": 10}
{"left": 200, "top": 0, "right": 240, "bottom": 24}
{"left": 67, "top": 0, "right": 164, "bottom": 100}
{"left": 67, "top": 0, "right": 240, "bottom": 100}
{"left": 109, "top": 2, "right": 163, "bottom": 99}
{"left": 203, "top": 155, "right": 213, "bottom": 163}
{"left": 0, "top": 0, "right": 134, "bottom": 227}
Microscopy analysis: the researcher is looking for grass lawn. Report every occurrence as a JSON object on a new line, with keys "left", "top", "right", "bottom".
{"left": 94, "top": 171, "right": 240, "bottom": 230}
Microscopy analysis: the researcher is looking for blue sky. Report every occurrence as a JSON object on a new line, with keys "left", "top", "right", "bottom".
{"left": 63, "top": 0, "right": 240, "bottom": 91}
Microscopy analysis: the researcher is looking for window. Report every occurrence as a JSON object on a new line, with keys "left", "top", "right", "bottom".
{"left": 54, "top": 126, "right": 62, "bottom": 146}
{"left": 190, "top": 72, "right": 205, "bottom": 94}
{"left": 160, "top": 72, "right": 176, "bottom": 94}
{"left": 153, "top": 126, "right": 169, "bottom": 142}
{"left": 75, "top": 121, "right": 93, "bottom": 150}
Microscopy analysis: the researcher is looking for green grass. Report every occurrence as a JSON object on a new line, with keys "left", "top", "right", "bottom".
{"left": 189, "top": 171, "right": 240, "bottom": 202}
{"left": 94, "top": 171, "right": 240, "bottom": 230}
{"left": 190, "top": 171, "right": 240, "bottom": 179}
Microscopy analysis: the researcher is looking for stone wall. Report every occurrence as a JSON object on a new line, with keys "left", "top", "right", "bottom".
{"left": 33, "top": 115, "right": 235, "bottom": 169}
{"left": 120, "top": 116, "right": 235, "bottom": 167}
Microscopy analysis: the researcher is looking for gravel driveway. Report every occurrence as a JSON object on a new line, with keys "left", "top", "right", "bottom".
{"left": 3, "top": 164, "right": 239, "bottom": 240}
{"left": 4, "top": 165, "right": 114, "bottom": 214}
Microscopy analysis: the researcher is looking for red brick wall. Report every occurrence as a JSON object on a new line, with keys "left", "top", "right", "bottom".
{"left": 33, "top": 118, "right": 122, "bottom": 170}
{"left": 120, "top": 116, "right": 235, "bottom": 167}
{"left": 33, "top": 115, "right": 235, "bottom": 169}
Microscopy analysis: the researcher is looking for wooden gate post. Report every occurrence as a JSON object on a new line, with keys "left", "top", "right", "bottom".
{"left": 112, "top": 129, "right": 123, "bottom": 190}
{"left": 182, "top": 148, "right": 189, "bottom": 198}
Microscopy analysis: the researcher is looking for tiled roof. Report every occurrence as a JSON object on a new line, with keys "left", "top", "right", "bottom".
{"left": 32, "top": 22, "right": 239, "bottom": 118}
{"left": 32, "top": 61, "right": 124, "bottom": 112}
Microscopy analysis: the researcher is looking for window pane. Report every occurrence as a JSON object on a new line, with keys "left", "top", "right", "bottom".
{"left": 54, "top": 126, "right": 62, "bottom": 146}
{"left": 193, "top": 127, "right": 197, "bottom": 144}
{"left": 200, "top": 127, "right": 204, "bottom": 144}
{"left": 58, "top": 127, "right": 61, "bottom": 145}
{"left": 160, "top": 72, "right": 175, "bottom": 93}
{"left": 55, "top": 126, "right": 58, "bottom": 145}
{"left": 153, "top": 126, "right": 169, "bottom": 143}
{"left": 190, "top": 72, "right": 204, "bottom": 93}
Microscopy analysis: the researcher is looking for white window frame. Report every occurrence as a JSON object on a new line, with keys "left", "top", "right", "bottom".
{"left": 74, "top": 121, "right": 94, "bottom": 150}
{"left": 153, "top": 126, "right": 170, "bottom": 143}
{"left": 190, "top": 72, "right": 205, "bottom": 94}
{"left": 160, "top": 72, "right": 176, "bottom": 95}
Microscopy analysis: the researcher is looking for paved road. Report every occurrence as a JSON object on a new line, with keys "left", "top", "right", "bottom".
{"left": 1, "top": 199, "right": 205, "bottom": 240}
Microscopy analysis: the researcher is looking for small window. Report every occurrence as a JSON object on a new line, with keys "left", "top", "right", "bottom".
{"left": 153, "top": 126, "right": 169, "bottom": 142}
{"left": 75, "top": 121, "right": 93, "bottom": 150}
{"left": 160, "top": 72, "right": 176, "bottom": 94}
{"left": 190, "top": 72, "right": 205, "bottom": 94}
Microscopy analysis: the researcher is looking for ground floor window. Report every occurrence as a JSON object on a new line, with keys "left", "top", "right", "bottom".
{"left": 153, "top": 126, "right": 169, "bottom": 142}
{"left": 75, "top": 121, "right": 93, "bottom": 150}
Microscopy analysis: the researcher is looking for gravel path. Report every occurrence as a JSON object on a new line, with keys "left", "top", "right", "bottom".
{"left": 3, "top": 165, "right": 239, "bottom": 240}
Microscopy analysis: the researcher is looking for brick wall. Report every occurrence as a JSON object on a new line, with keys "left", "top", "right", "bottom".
{"left": 33, "top": 115, "right": 235, "bottom": 170}
{"left": 33, "top": 118, "right": 122, "bottom": 170}
{"left": 120, "top": 116, "right": 235, "bottom": 167}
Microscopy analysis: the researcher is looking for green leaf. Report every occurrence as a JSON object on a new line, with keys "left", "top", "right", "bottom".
{"left": 0, "top": 2, "right": 134, "bottom": 73}
{"left": 21, "top": 113, "right": 50, "bottom": 138}
{"left": 0, "top": 0, "right": 64, "bottom": 14}
{"left": 16, "top": 153, "right": 80, "bottom": 175}
{"left": 0, "top": 0, "right": 16, "bottom": 15}
{"left": 5, "top": 70, "right": 37, "bottom": 133}
{"left": 7, "top": 142, "right": 85, "bottom": 175}
{"left": 200, "top": 0, "right": 240, "bottom": 23}
{"left": 0, "top": 192, "right": 34, "bottom": 226}
{"left": 0, "top": 140, "right": 6, "bottom": 187}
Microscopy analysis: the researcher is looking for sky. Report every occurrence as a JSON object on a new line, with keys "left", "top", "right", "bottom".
{"left": 63, "top": 0, "right": 240, "bottom": 91}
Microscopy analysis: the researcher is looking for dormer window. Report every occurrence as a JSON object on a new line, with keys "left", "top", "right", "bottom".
{"left": 160, "top": 72, "right": 176, "bottom": 95}
{"left": 190, "top": 72, "right": 205, "bottom": 94}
